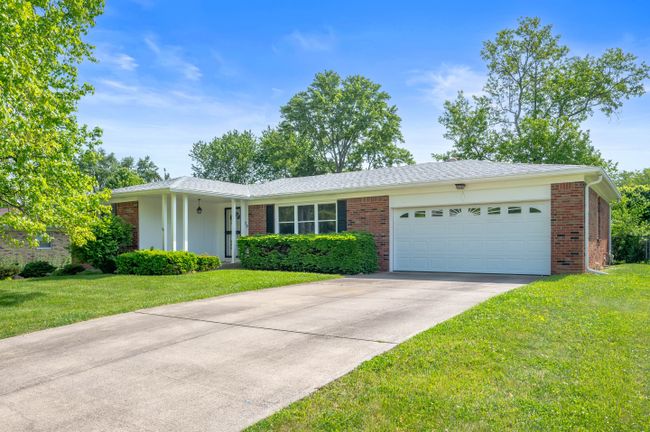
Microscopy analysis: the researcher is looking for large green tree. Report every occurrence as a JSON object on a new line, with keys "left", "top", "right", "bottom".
{"left": 78, "top": 148, "right": 166, "bottom": 190}
{"left": 189, "top": 130, "right": 270, "bottom": 184}
{"left": 280, "top": 70, "right": 414, "bottom": 173}
{"left": 0, "top": 0, "right": 108, "bottom": 246}
{"left": 615, "top": 168, "right": 650, "bottom": 187}
{"left": 437, "top": 17, "right": 649, "bottom": 171}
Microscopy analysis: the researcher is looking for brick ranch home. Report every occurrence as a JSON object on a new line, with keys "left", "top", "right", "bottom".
{"left": 110, "top": 160, "right": 619, "bottom": 275}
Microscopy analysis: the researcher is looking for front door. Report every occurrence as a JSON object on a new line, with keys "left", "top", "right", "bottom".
{"left": 225, "top": 207, "right": 241, "bottom": 258}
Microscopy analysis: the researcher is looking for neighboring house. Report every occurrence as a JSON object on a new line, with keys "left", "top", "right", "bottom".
{"left": 110, "top": 160, "right": 619, "bottom": 275}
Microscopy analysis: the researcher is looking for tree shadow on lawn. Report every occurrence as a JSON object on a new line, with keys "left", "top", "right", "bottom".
{"left": 0, "top": 290, "right": 45, "bottom": 307}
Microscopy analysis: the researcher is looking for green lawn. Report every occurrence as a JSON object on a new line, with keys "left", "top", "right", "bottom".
{"left": 0, "top": 270, "right": 337, "bottom": 339}
{"left": 248, "top": 264, "right": 650, "bottom": 432}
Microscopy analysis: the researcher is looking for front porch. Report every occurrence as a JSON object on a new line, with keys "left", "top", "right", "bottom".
{"left": 120, "top": 193, "right": 250, "bottom": 264}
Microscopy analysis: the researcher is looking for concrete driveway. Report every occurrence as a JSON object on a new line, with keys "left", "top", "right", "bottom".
{"left": 0, "top": 272, "right": 535, "bottom": 432}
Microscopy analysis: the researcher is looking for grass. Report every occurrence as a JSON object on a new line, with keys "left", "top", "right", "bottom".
{"left": 0, "top": 270, "right": 338, "bottom": 339}
{"left": 248, "top": 264, "right": 650, "bottom": 432}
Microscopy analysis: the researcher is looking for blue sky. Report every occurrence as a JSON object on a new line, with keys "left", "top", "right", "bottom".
{"left": 77, "top": 0, "right": 650, "bottom": 176}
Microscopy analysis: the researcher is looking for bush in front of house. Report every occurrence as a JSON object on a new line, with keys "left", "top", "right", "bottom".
{"left": 71, "top": 215, "right": 133, "bottom": 273}
{"left": 20, "top": 260, "right": 56, "bottom": 278}
{"left": 115, "top": 250, "right": 221, "bottom": 275}
{"left": 196, "top": 255, "right": 222, "bottom": 272}
{"left": 53, "top": 263, "right": 86, "bottom": 276}
{"left": 237, "top": 231, "right": 378, "bottom": 274}
{"left": 0, "top": 264, "right": 21, "bottom": 279}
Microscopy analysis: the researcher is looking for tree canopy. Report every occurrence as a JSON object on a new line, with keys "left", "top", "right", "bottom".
{"left": 78, "top": 148, "right": 167, "bottom": 190}
{"left": 0, "top": 0, "right": 108, "bottom": 246}
{"left": 615, "top": 168, "right": 650, "bottom": 187}
{"left": 436, "top": 17, "right": 649, "bottom": 172}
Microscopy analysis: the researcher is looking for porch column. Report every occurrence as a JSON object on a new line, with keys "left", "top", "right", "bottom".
{"left": 161, "top": 194, "right": 168, "bottom": 250}
{"left": 231, "top": 198, "right": 237, "bottom": 263}
{"left": 183, "top": 194, "right": 189, "bottom": 252}
{"left": 241, "top": 201, "right": 248, "bottom": 236}
{"left": 171, "top": 193, "right": 177, "bottom": 251}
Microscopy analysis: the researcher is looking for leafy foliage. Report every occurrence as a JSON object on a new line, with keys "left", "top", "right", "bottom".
{"left": 615, "top": 168, "right": 650, "bottom": 187}
{"left": 189, "top": 130, "right": 273, "bottom": 183}
{"left": 238, "top": 232, "right": 378, "bottom": 274}
{"left": 116, "top": 250, "right": 221, "bottom": 275}
{"left": 436, "top": 17, "right": 649, "bottom": 171}
{"left": 0, "top": 264, "right": 21, "bottom": 279}
{"left": 71, "top": 215, "right": 133, "bottom": 273}
{"left": 20, "top": 261, "right": 56, "bottom": 278}
{"left": 0, "top": 0, "right": 110, "bottom": 247}
{"left": 78, "top": 148, "right": 167, "bottom": 190}
{"left": 55, "top": 263, "right": 86, "bottom": 276}
{"left": 611, "top": 185, "right": 650, "bottom": 263}
{"left": 280, "top": 71, "right": 414, "bottom": 173}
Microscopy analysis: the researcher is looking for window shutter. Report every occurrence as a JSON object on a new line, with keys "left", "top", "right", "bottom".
{"left": 337, "top": 200, "right": 347, "bottom": 232}
{"left": 266, "top": 205, "right": 275, "bottom": 234}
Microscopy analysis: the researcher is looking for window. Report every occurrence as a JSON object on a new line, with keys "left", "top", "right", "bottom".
{"left": 278, "top": 203, "right": 337, "bottom": 234}
{"left": 508, "top": 206, "right": 522, "bottom": 214}
{"left": 431, "top": 209, "right": 443, "bottom": 217}
{"left": 297, "top": 204, "right": 315, "bottom": 234}
{"left": 414, "top": 210, "right": 426, "bottom": 218}
{"left": 36, "top": 234, "right": 52, "bottom": 249}
{"left": 449, "top": 208, "right": 462, "bottom": 217}
{"left": 400, "top": 212, "right": 409, "bottom": 218}
{"left": 488, "top": 207, "right": 501, "bottom": 215}
{"left": 529, "top": 207, "right": 542, "bottom": 214}
{"left": 278, "top": 206, "right": 295, "bottom": 234}
{"left": 468, "top": 207, "right": 481, "bottom": 216}
{"left": 318, "top": 203, "right": 337, "bottom": 233}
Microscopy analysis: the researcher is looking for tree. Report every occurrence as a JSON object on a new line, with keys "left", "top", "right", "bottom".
{"left": 437, "top": 17, "right": 649, "bottom": 171}
{"left": 78, "top": 148, "right": 166, "bottom": 190}
{"left": 0, "top": 0, "right": 108, "bottom": 246}
{"left": 611, "top": 185, "right": 650, "bottom": 262}
{"left": 189, "top": 130, "right": 270, "bottom": 184}
{"left": 280, "top": 70, "right": 414, "bottom": 173}
{"left": 615, "top": 168, "right": 650, "bottom": 187}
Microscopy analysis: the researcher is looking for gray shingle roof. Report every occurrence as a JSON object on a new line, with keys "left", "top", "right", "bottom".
{"left": 112, "top": 160, "right": 602, "bottom": 199}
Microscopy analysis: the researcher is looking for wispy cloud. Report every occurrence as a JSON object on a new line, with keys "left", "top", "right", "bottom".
{"left": 96, "top": 48, "right": 138, "bottom": 71}
{"left": 282, "top": 29, "right": 337, "bottom": 52}
{"left": 408, "top": 65, "right": 486, "bottom": 106}
{"left": 144, "top": 35, "right": 202, "bottom": 81}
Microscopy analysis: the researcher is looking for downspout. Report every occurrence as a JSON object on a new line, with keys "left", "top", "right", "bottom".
{"left": 585, "top": 175, "right": 606, "bottom": 274}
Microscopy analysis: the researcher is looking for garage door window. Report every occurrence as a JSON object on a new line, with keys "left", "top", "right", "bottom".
{"left": 529, "top": 207, "right": 542, "bottom": 214}
{"left": 400, "top": 212, "right": 409, "bottom": 218}
{"left": 431, "top": 209, "right": 443, "bottom": 217}
{"left": 468, "top": 207, "right": 481, "bottom": 216}
{"left": 508, "top": 206, "right": 522, "bottom": 214}
{"left": 488, "top": 206, "right": 501, "bottom": 215}
{"left": 449, "top": 208, "right": 462, "bottom": 217}
{"left": 414, "top": 210, "right": 426, "bottom": 218}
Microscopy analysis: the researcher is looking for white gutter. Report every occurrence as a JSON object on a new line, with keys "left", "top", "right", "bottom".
{"left": 585, "top": 175, "right": 607, "bottom": 274}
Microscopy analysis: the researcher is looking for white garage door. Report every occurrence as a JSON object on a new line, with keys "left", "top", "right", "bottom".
{"left": 393, "top": 202, "right": 551, "bottom": 275}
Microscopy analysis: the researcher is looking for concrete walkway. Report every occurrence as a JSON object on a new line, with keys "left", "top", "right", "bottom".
{"left": 0, "top": 272, "right": 535, "bottom": 432}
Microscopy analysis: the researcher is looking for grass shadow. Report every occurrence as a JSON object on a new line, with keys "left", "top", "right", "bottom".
{"left": 0, "top": 291, "right": 46, "bottom": 307}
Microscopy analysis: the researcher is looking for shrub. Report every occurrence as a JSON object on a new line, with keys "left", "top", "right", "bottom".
{"left": 116, "top": 250, "right": 199, "bottom": 275}
{"left": 196, "top": 255, "right": 221, "bottom": 272}
{"left": 0, "top": 264, "right": 21, "bottom": 279}
{"left": 71, "top": 215, "right": 133, "bottom": 273}
{"left": 54, "top": 263, "right": 86, "bottom": 276}
{"left": 612, "top": 234, "right": 649, "bottom": 263}
{"left": 20, "top": 260, "right": 56, "bottom": 278}
{"left": 238, "top": 231, "right": 378, "bottom": 274}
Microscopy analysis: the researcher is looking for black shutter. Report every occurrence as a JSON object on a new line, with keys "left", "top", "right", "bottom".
{"left": 265, "top": 205, "right": 275, "bottom": 234}
{"left": 337, "top": 200, "right": 347, "bottom": 232}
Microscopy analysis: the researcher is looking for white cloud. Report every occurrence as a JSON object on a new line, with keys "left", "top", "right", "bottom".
{"left": 96, "top": 49, "right": 138, "bottom": 71}
{"left": 283, "top": 29, "right": 336, "bottom": 52}
{"left": 408, "top": 65, "right": 486, "bottom": 106}
{"left": 144, "top": 36, "right": 202, "bottom": 81}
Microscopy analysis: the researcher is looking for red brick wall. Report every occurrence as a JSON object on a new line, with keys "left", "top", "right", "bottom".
{"left": 588, "top": 189, "right": 610, "bottom": 269}
{"left": 551, "top": 182, "right": 585, "bottom": 274}
{"left": 115, "top": 201, "right": 139, "bottom": 250}
{"left": 248, "top": 204, "right": 266, "bottom": 235}
{"left": 347, "top": 196, "right": 389, "bottom": 271}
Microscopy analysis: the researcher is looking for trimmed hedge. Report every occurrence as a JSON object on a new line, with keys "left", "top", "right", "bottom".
{"left": 238, "top": 232, "right": 378, "bottom": 274}
{"left": 0, "top": 264, "right": 21, "bottom": 279}
{"left": 116, "top": 250, "right": 221, "bottom": 275}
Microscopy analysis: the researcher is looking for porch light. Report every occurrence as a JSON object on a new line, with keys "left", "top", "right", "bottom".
{"left": 196, "top": 199, "right": 203, "bottom": 215}
{"left": 455, "top": 183, "right": 466, "bottom": 190}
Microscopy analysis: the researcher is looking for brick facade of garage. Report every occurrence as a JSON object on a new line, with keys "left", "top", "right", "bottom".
{"left": 346, "top": 196, "right": 390, "bottom": 271}
{"left": 588, "top": 188, "right": 610, "bottom": 270}
{"left": 114, "top": 201, "right": 139, "bottom": 250}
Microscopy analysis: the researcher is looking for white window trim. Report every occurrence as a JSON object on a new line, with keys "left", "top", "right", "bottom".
{"left": 36, "top": 234, "right": 52, "bottom": 250}
{"left": 275, "top": 202, "right": 337, "bottom": 234}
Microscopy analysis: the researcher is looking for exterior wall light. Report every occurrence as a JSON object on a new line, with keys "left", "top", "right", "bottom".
{"left": 196, "top": 199, "right": 203, "bottom": 215}
{"left": 455, "top": 183, "right": 466, "bottom": 190}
